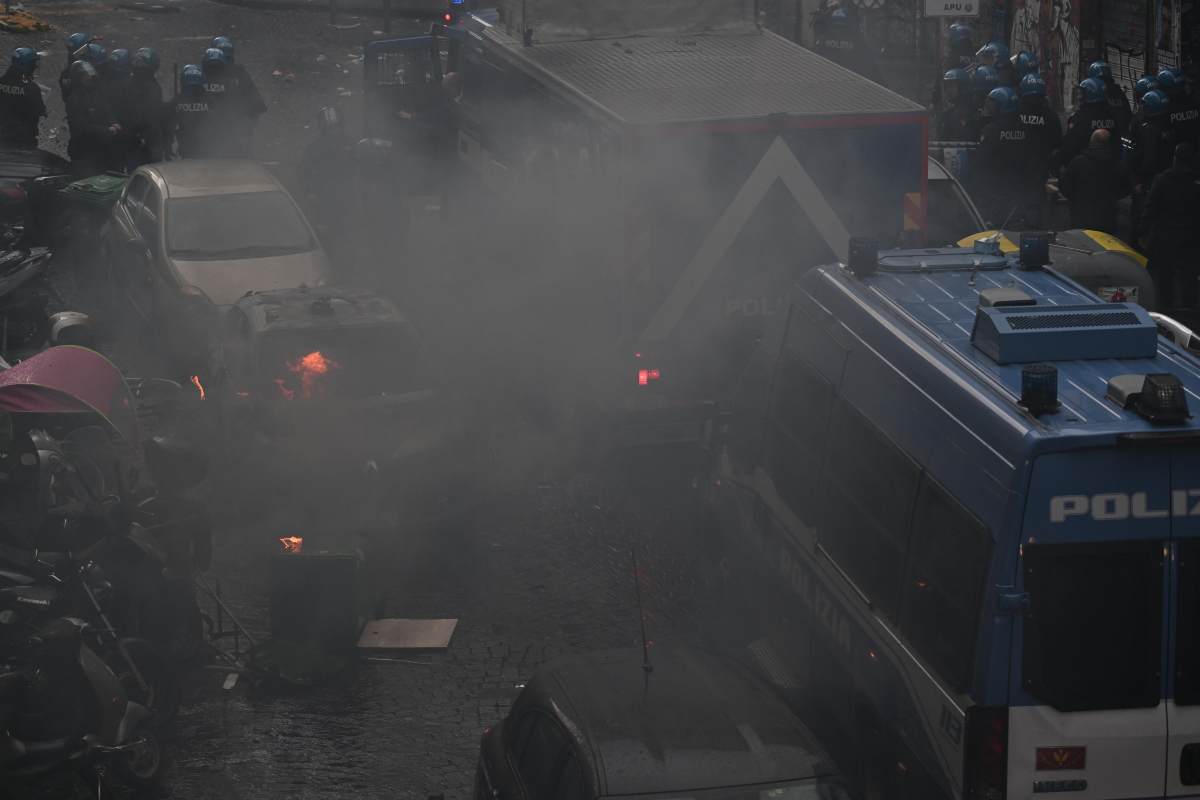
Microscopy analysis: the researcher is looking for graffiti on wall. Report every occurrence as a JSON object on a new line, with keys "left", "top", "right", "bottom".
{"left": 1010, "top": 0, "right": 1081, "bottom": 110}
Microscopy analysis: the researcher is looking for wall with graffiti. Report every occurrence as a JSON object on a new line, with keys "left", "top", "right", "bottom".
{"left": 1009, "top": 0, "right": 1082, "bottom": 110}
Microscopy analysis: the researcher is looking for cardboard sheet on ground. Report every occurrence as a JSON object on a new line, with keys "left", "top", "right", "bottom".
{"left": 357, "top": 618, "right": 458, "bottom": 651}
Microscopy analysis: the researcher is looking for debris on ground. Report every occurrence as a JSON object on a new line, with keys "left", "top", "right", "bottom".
{"left": 0, "top": 8, "right": 52, "bottom": 33}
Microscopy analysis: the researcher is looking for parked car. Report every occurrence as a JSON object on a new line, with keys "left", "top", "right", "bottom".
{"left": 475, "top": 646, "right": 850, "bottom": 800}
{"left": 102, "top": 159, "right": 331, "bottom": 371}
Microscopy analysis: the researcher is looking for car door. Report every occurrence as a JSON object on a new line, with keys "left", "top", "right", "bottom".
{"left": 506, "top": 710, "right": 575, "bottom": 800}
{"left": 109, "top": 174, "right": 152, "bottom": 309}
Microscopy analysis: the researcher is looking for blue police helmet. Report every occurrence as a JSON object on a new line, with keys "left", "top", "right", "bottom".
{"left": 211, "top": 35, "right": 234, "bottom": 61}
{"left": 69, "top": 59, "right": 97, "bottom": 87}
{"left": 1011, "top": 51, "right": 1038, "bottom": 77}
{"left": 1134, "top": 76, "right": 1158, "bottom": 100}
{"left": 65, "top": 32, "right": 92, "bottom": 53}
{"left": 202, "top": 47, "right": 230, "bottom": 69}
{"left": 108, "top": 48, "right": 131, "bottom": 76}
{"left": 990, "top": 40, "right": 1010, "bottom": 63}
{"left": 132, "top": 47, "right": 160, "bottom": 74}
{"left": 948, "top": 22, "right": 972, "bottom": 45}
{"left": 1079, "top": 77, "right": 1106, "bottom": 105}
{"left": 1142, "top": 90, "right": 1169, "bottom": 117}
{"left": 180, "top": 63, "right": 204, "bottom": 90}
{"left": 986, "top": 85, "right": 1018, "bottom": 116}
{"left": 943, "top": 67, "right": 968, "bottom": 83}
{"left": 10, "top": 47, "right": 39, "bottom": 74}
{"left": 972, "top": 64, "right": 998, "bottom": 92}
{"left": 75, "top": 42, "right": 107, "bottom": 66}
{"left": 975, "top": 42, "right": 999, "bottom": 64}
{"left": 829, "top": 7, "right": 850, "bottom": 27}
{"left": 1087, "top": 62, "right": 1113, "bottom": 86}
{"left": 1019, "top": 72, "right": 1046, "bottom": 98}
{"left": 1157, "top": 68, "right": 1182, "bottom": 95}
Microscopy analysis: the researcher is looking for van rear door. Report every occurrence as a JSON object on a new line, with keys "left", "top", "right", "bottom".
{"left": 1011, "top": 449, "right": 1169, "bottom": 799}
{"left": 1167, "top": 448, "right": 1200, "bottom": 796}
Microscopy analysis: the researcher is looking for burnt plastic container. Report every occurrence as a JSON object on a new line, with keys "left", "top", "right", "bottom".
{"left": 269, "top": 551, "right": 366, "bottom": 652}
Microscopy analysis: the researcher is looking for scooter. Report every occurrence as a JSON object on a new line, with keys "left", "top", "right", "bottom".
{"left": 0, "top": 616, "right": 164, "bottom": 794}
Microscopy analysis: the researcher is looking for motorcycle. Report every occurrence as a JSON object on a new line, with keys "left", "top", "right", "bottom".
{"left": 0, "top": 615, "right": 164, "bottom": 795}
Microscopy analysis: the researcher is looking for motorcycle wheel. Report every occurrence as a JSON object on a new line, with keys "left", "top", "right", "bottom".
{"left": 111, "top": 721, "right": 165, "bottom": 788}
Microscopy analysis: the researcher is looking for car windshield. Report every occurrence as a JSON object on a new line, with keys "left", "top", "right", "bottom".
{"left": 259, "top": 325, "right": 424, "bottom": 400}
{"left": 627, "top": 779, "right": 850, "bottom": 800}
{"left": 166, "top": 191, "right": 314, "bottom": 260}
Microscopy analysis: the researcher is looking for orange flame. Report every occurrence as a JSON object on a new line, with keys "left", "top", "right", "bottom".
{"left": 279, "top": 536, "right": 303, "bottom": 553}
{"left": 190, "top": 374, "right": 206, "bottom": 401}
{"left": 277, "top": 350, "right": 340, "bottom": 400}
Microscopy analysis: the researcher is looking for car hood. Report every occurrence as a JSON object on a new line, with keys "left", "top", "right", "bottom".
{"left": 170, "top": 250, "right": 329, "bottom": 306}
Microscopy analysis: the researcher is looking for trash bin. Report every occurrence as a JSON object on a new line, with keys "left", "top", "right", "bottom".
{"left": 269, "top": 549, "right": 367, "bottom": 652}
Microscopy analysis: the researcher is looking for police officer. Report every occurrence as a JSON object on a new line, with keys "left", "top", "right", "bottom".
{"left": 1142, "top": 142, "right": 1200, "bottom": 310}
{"left": 974, "top": 87, "right": 1028, "bottom": 226}
{"left": 171, "top": 64, "right": 218, "bottom": 158}
{"left": 1088, "top": 61, "right": 1133, "bottom": 138}
{"left": 1130, "top": 90, "right": 1174, "bottom": 247}
{"left": 990, "top": 41, "right": 1017, "bottom": 87}
{"left": 1011, "top": 51, "right": 1039, "bottom": 82}
{"left": 59, "top": 32, "right": 93, "bottom": 100}
{"left": 101, "top": 48, "right": 137, "bottom": 170}
{"left": 1132, "top": 75, "right": 1158, "bottom": 130}
{"left": 1159, "top": 67, "right": 1200, "bottom": 149}
{"left": 813, "top": 4, "right": 879, "bottom": 82}
{"left": 1061, "top": 77, "right": 1120, "bottom": 167}
{"left": 207, "top": 37, "right": 266, "bottom": 156}
{"left": 939, "top": 68, "right": 978, "bottom": 141}
{"left": 971, "top": 64, "right": 999, "bottom": 120}
{"left": 1018, "top": 73, "right": 1061, "bottom": 224}
{"left": 65, "top": 60, "right": 119, "bottom": 177}
{"left": 946, "top": 22, "right": 974, "bottom": 70}
{"left": 1059, "top": 128, "right": 1132, "bottom": 234}
{"left": 126, "top": 47, "right": 166, "bottom": 165}
{"left": 0, "top": 48, "right": 46, "bottom": 148}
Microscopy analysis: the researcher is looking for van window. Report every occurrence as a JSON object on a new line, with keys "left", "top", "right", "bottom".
{"left": 766, "top": 355, "right": 833, "bottom": 523}
{"left": 1175, "top": 539, "right": 1200, "bottom": 705}
{"left": 1022, "top": 540, "right": 1163, "bottom": 711}
{"left": 820, "top": 400, "right": 919, "bottom": 619}
{"left": 900, "top": 476, "right": 992, "bottom": 691}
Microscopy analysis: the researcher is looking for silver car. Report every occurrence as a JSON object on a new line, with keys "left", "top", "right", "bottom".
{"left": 103, "top": 159, "right": 331, "bottom": 368}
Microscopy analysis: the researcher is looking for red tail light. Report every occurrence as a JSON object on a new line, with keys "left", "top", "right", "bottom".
{"left": 965, "top": 706, "right": 1007, "bottom": 800}
{"left": 1035, "top": 746, "right": 1086, "bottom": 771}
{"left": 637, "top": 368, "right": 661, "bottom": 386}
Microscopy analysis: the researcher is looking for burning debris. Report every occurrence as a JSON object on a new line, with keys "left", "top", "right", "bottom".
{"left": 275, "top": 350, "right": 340, "bottom": 400}
{"left": 279, "top": 536, "right": 304, "bottom": 553}
{"left": 191, "top": 374, "right": 206, "bottom": 400}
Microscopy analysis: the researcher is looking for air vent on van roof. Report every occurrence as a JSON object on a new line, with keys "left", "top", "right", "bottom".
{"left": 971, "top": 303, "right": 1158, "bottom": 364}
{"left": 979, "top": 288, "right": 1035, "bottom": 308}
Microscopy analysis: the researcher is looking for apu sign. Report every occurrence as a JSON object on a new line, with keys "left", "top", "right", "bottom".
{"left": 924, "top": 0, "right": 978, "bottom": 16}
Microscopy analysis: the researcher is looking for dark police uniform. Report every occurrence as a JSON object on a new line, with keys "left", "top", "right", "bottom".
{"left": 203, "top": 65, "right": 265, "bottom": 157}
{"left": 171, "top": 89, "right": 221, "bottom": 158}
{"left": 0, "top": 67, "right": 46, "bottom": 147}
{"left": 1105, "top": 83, "right": 1134, "bottom": 139}
{"left": 1168, "top": 94, "right": 1200, "bottom": 149}
{"left": 1060, "top": 104, "right": 1120, "bottom": 167}
{"left": 65, "top": 84, "right": 116, "bottom": 176}
{"left": 939, "top": 101, "right": 980, "bottom": 141}
{"left": 1016, "top": 96, "right": 1061, "bottom": 226}
{"left": 975, "top": 111, "right": 1030, "bottom": 226}
{"left": 1143, "top": 162, "right": 1200, "bottom": 309}
{"left": 126, "top": 73, "right": 167, "bottom": 165}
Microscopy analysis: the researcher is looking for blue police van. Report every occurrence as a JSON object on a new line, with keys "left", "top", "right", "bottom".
{"left": 709, "top": 236, "right": 1200, "bottom": 800}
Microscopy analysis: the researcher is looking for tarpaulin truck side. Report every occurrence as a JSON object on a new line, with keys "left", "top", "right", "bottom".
{"left": 443, "top": 12, "right": 928, "bottom": 444}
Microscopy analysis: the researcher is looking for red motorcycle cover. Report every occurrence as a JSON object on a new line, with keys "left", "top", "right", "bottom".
{"left": 0, "top": 346, "right": 139, "bottom": 443}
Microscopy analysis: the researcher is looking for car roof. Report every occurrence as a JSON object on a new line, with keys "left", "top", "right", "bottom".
{"left": 531, "top": 647, "right": 836, "bottom": 796}
{"left": 139, "top": 159, "right": 283, "bottom": 199}
{"left": 233, "top": 287, "right": 406, "bottom": 334}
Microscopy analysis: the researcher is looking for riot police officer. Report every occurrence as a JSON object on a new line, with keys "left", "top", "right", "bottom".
{"left": 102, "top": 48, "right": 137, "bottom": 169}
{"left": 1088, "top": 61, "right": 1132, "bottom": 138}
{"left": 1011, "top": 51, "right": 1039, "bottom": 82}
{"left": 938, "top": 68, "right": 978, "bottom": 141}
{"left": 946, "top": 22, "right": 974, "bottom": 70}
{"left": 971, "top": 64, "right": 999, "bottom": 119}
{"left": 65, "top": 60, "right": 119, "bottom": 177}
{"left": 1132, "top": 75, "right": 1158, "bottom": 130}
{"left": 1061, "top": 77, "right": 1120, "bottom": 166}
{"left": 974, "top": 87, "right": 1029, "bottom": 226}
{"left": 1018, "top": 74, "right": 1061, "bottom": 223}
{"left": 127, "top": 48, "right": 166, "bottom": 165}
{"left": 0, "top": 48, "right": 46, "bottom": 148}
{"left": 206, "top": 37, "right": 266, "bottom": 156}
{"left": 59, "top": 32, "right": 93, "bottom": 100}
{"left": 1159, "top": 67, "right": 1200, "bottom": 148}
{"left": 1143, "top": 142, "right": 1200, "bottom": 310}
{"left": 1130, "top": 89, "right": 1174, "bottom": 246}
{"left": 172, "top": 64, "right": 219, "bottom": 158}
{"left": 813, "top": 4, "right": 879, "bottom": 82}
{"left": 989, "top": 41, "right": 1017, "bottom": 87}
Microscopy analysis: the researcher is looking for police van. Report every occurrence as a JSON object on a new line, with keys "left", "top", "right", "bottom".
{"left": 709, "top": 236, "right": 1200, "bottom": 799}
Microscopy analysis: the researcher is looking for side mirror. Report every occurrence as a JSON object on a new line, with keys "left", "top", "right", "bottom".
{"left": 143, "top": 436, "right": 208, "bottom": 493}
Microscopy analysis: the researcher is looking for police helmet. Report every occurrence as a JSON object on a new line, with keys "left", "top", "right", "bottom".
{"left": 1011, "top": 51, "right": 1038, "bottom": 78}
{"left": 984, "top": 86, "right": 1018, "bottom": 117}
{"left": 972, "top": 64, "right": 998, "bottom": 93}
{"left": 132, "top": 47, "right": 160, "bottom": 74}
{"left": 10, "top": 47, "right": 39, "bottom": 75}
{"left": 829, "top": 7, "right": 851, "bottom": 28}
{"left": 69, "top": 59, "right": 97, "bottom": 88}
{"left": 943, "top": 67, "right": 968, "bottom": 84}
{"left": 1087, "top": 61, "right": 1113, "bottom": 84}
{"left": 202, "top": 47, "right": 230, "bottom": 69}
{"left": 1134, "top": 76, "right": 1158, "bottom": 101}
{"left": 1142, "top": 89, "right": 1169, "bottom": 118}
{"left": 1157, "top": 68, "right": 1182, "bottom": 95}
{"left": 975, "top": 42, "right": 998, "bottom": 66}
{"left": 107, "top": 48, "right": 132, "bottom": 76}
{"left": 1019, "top": 72, "right": 1046, "bottom": 98}
{"left": 942, "top": 68, "right": 967, "bottom": 101}
{"left": 990, "top": 41, "right": 1010, "bottom": 63}
{"left": 211, "top": 36, "right": 234, "bottom": 62}
{"left": 180, "top": 63, "right": 204, "bottom": 90}
{"left": 948, "top": 22, "right": 972, "bottom": 46}
{"left": 65, "top": 32, "right": 92, "bottom": 53}
{"left": 1079, "top": 77, "right": 1106, "bottom": 105}
{"left": 74, "top": 42, "right": 107, "bottom": 66}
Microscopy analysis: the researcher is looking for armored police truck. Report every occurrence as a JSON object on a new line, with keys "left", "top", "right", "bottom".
{"left": 366, "top": 0, "right": 927, "bottom": 447}
{"left": 709, "top": 236, "right": 1200, "bottom": 800}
